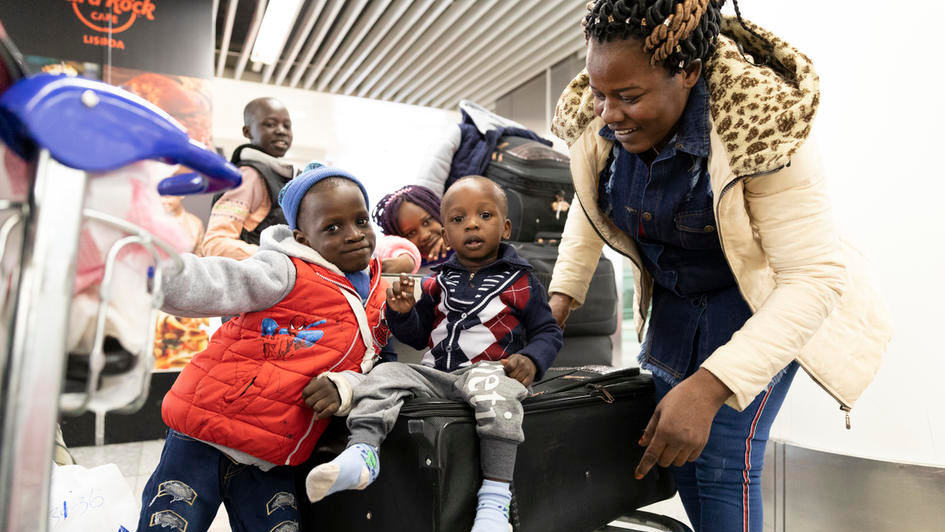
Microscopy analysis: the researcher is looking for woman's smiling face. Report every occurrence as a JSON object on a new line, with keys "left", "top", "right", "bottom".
{"left": 586, "top": 36, "right": 701, "bottom": 154}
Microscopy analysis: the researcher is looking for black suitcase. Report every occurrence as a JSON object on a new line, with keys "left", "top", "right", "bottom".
{"left": 301, "top": 367, "right": 675, "bottom": 532}
{"left": 509, "top": 242, "right": 618, "bottom": 339}
{"left": 485, "top": 136, "right": 574, "bottom": 243}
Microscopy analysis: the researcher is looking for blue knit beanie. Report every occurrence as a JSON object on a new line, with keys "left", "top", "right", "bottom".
{"left": 278, "top": 162, "right": 370, "bottom": 230}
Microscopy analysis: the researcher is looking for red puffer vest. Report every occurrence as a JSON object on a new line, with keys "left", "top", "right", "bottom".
{"left": 162, "top": 257, "right": 390, "bottom": 466}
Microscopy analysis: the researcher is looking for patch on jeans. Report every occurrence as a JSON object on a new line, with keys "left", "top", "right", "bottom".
{"left": 270, "top": 521, "right": 300, "bottom": 532}
{"left": 150, "top": 480, "right": 197, "bottom": 506}
{"left": 266, "top": 492, "right": 297, "bottom": 515}
{"left": 149, "top": 509, "right": 188, "bottom": 531}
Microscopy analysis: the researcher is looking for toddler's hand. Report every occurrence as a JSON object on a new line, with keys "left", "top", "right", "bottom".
{"left": 386, "top": 273, "right": 417, "bottom": 314}
{"left": 501, "top": 354, "right": 537, "bottom": 387}
{"left": 302, "top": 376, "right": 341, "bottom": 419}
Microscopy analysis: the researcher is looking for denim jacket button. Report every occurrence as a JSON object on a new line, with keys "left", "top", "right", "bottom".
{"left": 703, "top": 224, "right": 715, "bottom": 232}
{"left": 642, "top": 212, "right": 653, "bottom": 221}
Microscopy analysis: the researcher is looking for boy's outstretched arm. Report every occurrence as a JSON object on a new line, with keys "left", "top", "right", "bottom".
{"left": 385, "top": 273, "right": 438, "bottom": 350}
{"left": 516, "top": 273, "right": 564, "bottom": 381}
{"left": 159, "top": 251, "right": 294, "bottom": 317}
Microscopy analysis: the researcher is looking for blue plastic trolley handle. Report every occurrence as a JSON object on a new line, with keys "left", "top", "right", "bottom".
{"left": 0, "top": 73, "right": 241, "bottom": 195}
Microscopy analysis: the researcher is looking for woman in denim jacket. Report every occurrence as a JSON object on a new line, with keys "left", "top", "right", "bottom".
{"left": 547, "top": 2, "right": 891, "bottom": 530}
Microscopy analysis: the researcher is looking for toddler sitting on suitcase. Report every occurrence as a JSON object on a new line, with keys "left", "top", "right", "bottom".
{"left": 306, "top": 176, "right": 563, "bottom": 532}
{"left": 137, "top": 164, "right": 393, "bottom": 532}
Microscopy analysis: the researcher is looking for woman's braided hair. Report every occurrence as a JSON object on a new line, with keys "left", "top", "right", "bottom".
{"left": 371, "top": 185, "right": 442, "bottom": 237}
{"left": 583, "top": 0, "right": 727, "bottom": 73}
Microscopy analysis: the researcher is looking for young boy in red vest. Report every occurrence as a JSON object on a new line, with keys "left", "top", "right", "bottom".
{"left": 137, "top": 163, "right": 392, "bottom": 532}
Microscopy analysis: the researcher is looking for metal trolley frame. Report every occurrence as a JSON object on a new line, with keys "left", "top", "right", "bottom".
{"left": 0, "top": 64, "right": 241, "bottom": 532}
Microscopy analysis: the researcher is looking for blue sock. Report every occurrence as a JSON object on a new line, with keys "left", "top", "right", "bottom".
{"left": 305, "top": 443, "right": 380, "bottom": 502}
{"left": 470, "top": 479, "right": 512, "bottom": 532}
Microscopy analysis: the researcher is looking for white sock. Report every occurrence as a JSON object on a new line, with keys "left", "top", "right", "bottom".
{"left": 470, "top": 479, "right": 513, "bottom": 532}
{"left": 305, "top": 443, "right": 380, "bottom": 502}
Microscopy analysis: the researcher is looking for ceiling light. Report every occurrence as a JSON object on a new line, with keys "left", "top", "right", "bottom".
{"left": 251, "top": 0, "right": 303, "bottom": 65}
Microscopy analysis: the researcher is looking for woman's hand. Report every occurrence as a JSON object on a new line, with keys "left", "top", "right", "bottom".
{"left": 634, "top": 369, "right": 731, "bottom": 479}
{"left": 548, "top": 292, "right": 574, "bottom": 328}
{"left": 386, "top": 273, "right": 417, "bottom": 314}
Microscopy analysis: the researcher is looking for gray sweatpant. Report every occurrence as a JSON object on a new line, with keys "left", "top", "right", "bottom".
{"left": 347, "top": 361, "right": 528, "bottom": 482}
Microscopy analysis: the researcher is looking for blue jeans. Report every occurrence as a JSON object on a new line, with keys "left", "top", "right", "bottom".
{"left": 654, "top": 363, "right": 797, "bottom": 532}
{"left": 137, "top": 430, "right": 300, "bottom": 532}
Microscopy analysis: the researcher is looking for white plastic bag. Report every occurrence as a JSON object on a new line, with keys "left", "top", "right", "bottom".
{"left": 48, "top": 463, "right": 139, "bottom": 532}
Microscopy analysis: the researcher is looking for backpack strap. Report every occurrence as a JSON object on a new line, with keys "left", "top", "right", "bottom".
{"left": 212, "top": 144, "right": 292, "bottom": 245}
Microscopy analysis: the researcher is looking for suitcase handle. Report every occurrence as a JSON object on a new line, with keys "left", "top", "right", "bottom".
{"left": 529, "top": 366, "right": 640, "bottom": 395}
{"left": 587, "top": 383, "right": 616, "bottom": 404}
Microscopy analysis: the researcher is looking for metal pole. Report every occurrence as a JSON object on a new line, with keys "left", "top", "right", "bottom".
{"left": 0, "top": 151, "right": 88, "bottom": 532}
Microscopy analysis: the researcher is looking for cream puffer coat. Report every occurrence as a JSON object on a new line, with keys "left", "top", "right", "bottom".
{"left": 548, "top": 18, "right": 892, "bottom": 413}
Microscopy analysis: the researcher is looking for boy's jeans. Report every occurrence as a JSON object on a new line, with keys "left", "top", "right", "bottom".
{"left": 654, "top": 362, "right": 797, "bottom": 532}
{"left": 137, "top": 430, "right": 300, "bottom": 532}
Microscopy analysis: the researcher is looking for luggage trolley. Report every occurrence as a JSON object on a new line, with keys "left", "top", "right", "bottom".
{"left": 0, "top": 41, "right": 241, "bottom": 531}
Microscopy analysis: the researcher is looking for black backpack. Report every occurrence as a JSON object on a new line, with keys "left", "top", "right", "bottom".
{"left": 211, "top": 144, "right": 291, "bottom": 245}
{"left": 484, "top": 136, "right": 574, "bottom": 243}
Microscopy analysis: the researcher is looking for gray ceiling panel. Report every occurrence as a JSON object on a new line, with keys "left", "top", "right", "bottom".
{"left": 284, "top": 0, "right": 345, "bottom": 87}
{"left": 264, "top": 0, "right": 326, "bottom": 84}
{"left": 420, "top": 0, "right": 580, "bottom": 107}
{"left": 357, "top": 1, "right": 479, "bottom": 99}
{"left": 214, "top": 0, "right": 587, "bottom": 110}
{"left": 232, "top": 0, "right": 267, "bottom": 80}
{"left": 338, "top": 0, "right": 439, "bottom": 95}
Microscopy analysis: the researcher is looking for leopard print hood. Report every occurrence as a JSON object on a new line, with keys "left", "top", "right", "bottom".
{"left": 551, "top": 17, "right": 819, "bottom": 177}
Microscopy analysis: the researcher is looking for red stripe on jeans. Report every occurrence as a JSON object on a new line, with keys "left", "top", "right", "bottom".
{"left": 742, "top": 387, "right": 773, "bottom": 532}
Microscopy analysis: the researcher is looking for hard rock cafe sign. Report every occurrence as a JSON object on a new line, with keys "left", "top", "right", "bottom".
{"left": 67, "top": 0, "right": 157, "bottom": 49}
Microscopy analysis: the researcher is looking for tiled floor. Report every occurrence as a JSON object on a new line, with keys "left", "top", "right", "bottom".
{"left": 69, "top": 438, "right": 690, "bottom": 532}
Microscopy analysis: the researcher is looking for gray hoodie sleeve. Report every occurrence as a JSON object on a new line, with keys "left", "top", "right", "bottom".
{"left": 159, "top": 250, "right": 296, "bottom": 317}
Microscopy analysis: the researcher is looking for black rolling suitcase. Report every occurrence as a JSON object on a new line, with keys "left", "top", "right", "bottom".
{"left": 509, "top": 242, "right": 617, "bottom": 338}
{"left": 483, "top": 136, "right": 619, "bottom": 336}
{"left": 485, "top": 136, "right": 574, "bottom": 243}
{"left": 509, "top": 241, "right": 619, "bottom": 367}
{"left": 301, "top": 367, "right": 675, "bottom": 532}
